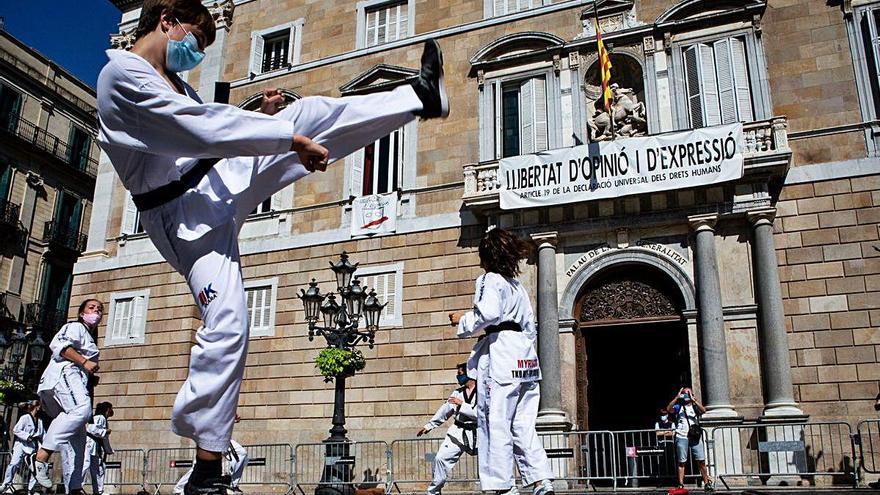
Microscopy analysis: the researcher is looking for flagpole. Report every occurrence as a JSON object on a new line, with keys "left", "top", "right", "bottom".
{"left": 593, "top": 0, "right": 615, "bottom": 140}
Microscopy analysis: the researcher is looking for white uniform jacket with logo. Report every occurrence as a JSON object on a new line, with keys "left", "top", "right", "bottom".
{"left": 96, "top": 50, "right": 298, "bottom": 241}
{"left": 86, "top": 414, "right": 114, "bottom": 457}
{"left": 423, "top": 387, "right": 477, "bottom": 451}
{"left": 38, "top": 322, "right": 100, "bottom": 393}
{"left": 457, "top": 273, "right": 541, "bottom": 384}
{"left": 12, "top": 414, "right": 43, "bottom": 454}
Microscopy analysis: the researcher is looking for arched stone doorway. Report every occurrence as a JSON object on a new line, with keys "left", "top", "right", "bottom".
{"left": 573, "top": 262, "right": 691, "bottom": 431}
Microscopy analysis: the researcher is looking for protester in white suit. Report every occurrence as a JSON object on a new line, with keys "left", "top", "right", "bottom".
{"left": 96, "top": 1, "right": 447, "bottom": 492}
{"left": 451, "top": 228, "right": 554, "bottom": 495}
{"left": 417, "top": 363, "right": 477, "bottom": 495}
{"left": 33, "top": 299, "right": 103, "bottom": 493}
{"left": 0, "top": 401, "right": 44, "bottom": 494}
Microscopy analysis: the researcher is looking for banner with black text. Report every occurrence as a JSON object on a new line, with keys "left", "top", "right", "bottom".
{"left": 499, "top": 123, "right": 744, "bottom": 210}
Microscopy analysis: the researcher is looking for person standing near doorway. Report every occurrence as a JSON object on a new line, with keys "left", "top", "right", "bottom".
{"left": 417, "top": 363, "right": 477, "bottom": 495}
{"left": 667, "top": 387, "right": 713, "bottom": 492}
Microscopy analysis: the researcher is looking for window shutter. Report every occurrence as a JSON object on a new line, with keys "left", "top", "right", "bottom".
{"left": 519, "top": 78, "right": 535, "bottom": 154}
{"left": 494, "top": 0, "right": 505, "bottom": 16}
{"left": 699, "top": 43, "right": 721, "bottom": 126}
{"left": 533, "top": 77, "right": 548, "bottom": 152}
{"left": 714, "top": 38, "right": 737, "bottom": 124}
{"left": 384, "top": 273, "right": 397, "bottom": 318}
{"left": 271, "top": 192, "right": 283, "bottom": 211}
{"left": 286, "top": 26, "right": 296, "bottom": 67}
{"left": 399, "top": 3, "right": 408, "bottom": 39}
{"left": 133, "top": 296, "right": 145, "bottom": 340}
{"left": 350, "top": 152, "right": 364, "bottom": 198}
{"left": 730, "top": 37, "right": 753, "bottom": 122}
{"left": 684, "top": 45, "right": 704, "bottom": 128}
{"left": 122, "top": 192, "right": 138, "bottom": 235}
{"left": 493, "top": 83, "right": 503, "bottom": 158}
{"left": 249, "top": 32, "right": 265, "bottom": 75}
{"left": 0, "top": 164, "right": 13, "bottom": 201}
{"left": 366, "top": 10, "right": 377, "bottom": 46}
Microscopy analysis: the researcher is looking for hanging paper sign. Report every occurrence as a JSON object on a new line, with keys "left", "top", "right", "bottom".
{"left": 351, "top": 193, "right": 397, "bottom": 236}
{"left": 499, "top": 123, "right": 744, "bottom": 210}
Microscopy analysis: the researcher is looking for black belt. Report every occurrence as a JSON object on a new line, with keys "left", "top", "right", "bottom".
{"left": 485, "top": 321, "right": 522, "bottom": 334}
{"left": 131, "top": 158, "right": 220, "bottom": 211}
{"left": 454, "top": 419, "right": 477, "bottom": 431}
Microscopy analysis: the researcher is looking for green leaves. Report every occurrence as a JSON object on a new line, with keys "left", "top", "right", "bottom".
{"left": 315, "top": 348, "right": 367, "bottom": 382}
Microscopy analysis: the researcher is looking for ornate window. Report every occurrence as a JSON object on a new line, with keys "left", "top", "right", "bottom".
{"left": 847, "top": 2, "right": 880, "bottom": 155}
{"left": 356, "top": 0, "right": 415, "bottom": 49}
{"left": 107, "top": 289, "right": 150, "bottom": 346}
{"left": 682, "top": 36, "right": 754, "bottom": 128}
{"left": 249, "top": 20, "right": 304, "bottom": 76}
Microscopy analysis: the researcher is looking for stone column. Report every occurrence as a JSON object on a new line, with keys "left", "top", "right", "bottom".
{"left": 688, "top": 214, "right": 739, "bottom": 420}
{"left": 748, "top": 209, "right": 805, "bottom": 420}
{"left": 531, "top": 232, "right": 570, "bottom": 429}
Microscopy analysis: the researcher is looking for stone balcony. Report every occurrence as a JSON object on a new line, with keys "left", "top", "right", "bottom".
{"left": 462, "top": 117, "right": 792, "bottom": 210}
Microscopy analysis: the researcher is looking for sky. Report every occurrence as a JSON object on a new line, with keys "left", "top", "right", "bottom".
{"left": 2, "top": 1, "right": 122, "bottom": 88}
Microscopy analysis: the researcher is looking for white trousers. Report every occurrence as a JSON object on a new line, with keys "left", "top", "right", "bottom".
{"left": 1, "top": 443, "right": 37, "bottom": 491}
{"left": 41, "top": 366, "right": 91, "bottom": 491}
{"left": 476, "top": 359, "right": 552, "bottom": 491}
{"left": 140, "top": 86, "right": 421, "bottom": 452}
{"left": 427, "top": 436, "right": 467, "bottom": 495}
{"left": 84, "top": 454, "right": 104, "bottom": 495}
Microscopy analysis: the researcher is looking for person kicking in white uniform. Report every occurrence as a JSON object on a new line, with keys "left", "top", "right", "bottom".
{"left": 451, "top": 228, "right": 554, "bottom": 495}
{"left": 173, "top": 415, "right": 249, "bottom": 495}
{"left": 95, "top": 0, "right": 447, "bottom": 493}
{"left": 417, "top": 363, "right": 478, "bottom": 495}
{"left": 0, "top": 401, "right": 43, "bottom": 495}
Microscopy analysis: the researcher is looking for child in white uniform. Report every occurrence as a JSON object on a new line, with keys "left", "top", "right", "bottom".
{"left": 451, "top": 228, "right": 554, "bottom": 495}
{"left": 33, "top": 299, "right": 103, "bottom": 493}
{"left": 417, "top": 363, "right": 478, "bottom": 495}
{"left": 83, "top": 402, "right": 114, "bottom": 495}
{"left": 96, "top": 1, "right": 446, "bottom": 493}
{"left": 0, "top": 401, "right": 43, "bottom": 494}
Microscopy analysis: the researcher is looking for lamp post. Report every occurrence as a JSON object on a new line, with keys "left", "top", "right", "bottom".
{"left": 299, "top": 252, "right": 386, "bottom": 495}
{"left": 0, "top": 326, "right": 47, "bottom": 450}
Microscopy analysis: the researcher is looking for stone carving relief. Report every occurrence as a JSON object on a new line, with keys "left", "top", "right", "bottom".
{"left": 576, "top": 0, "right": 642, "bottom": 39}
{"left": 110, "top": 30, "right": 136, "bottom": 50}
{"left": 582, "top": 49, "right": 647, "bottom": 142}
{"left": 578, "top": 279, "right": 679, "bottom": 323}
{"left": 109, "top": 0, "right": 234, "bottom": 50}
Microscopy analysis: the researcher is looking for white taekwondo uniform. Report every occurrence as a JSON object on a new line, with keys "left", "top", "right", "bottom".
{"left": 173, "top": 440, "right": 249, "bottom": 494}
{"left": 82, "top": 413, "right": 114, "bottom": 495}
{"left": 0, "top": 413, "right": 43, "bottom": 491}
{"left": 96, "top": 49, "right": 422, "bottom": 452}
{"left": 423, "top": 385, "right": 477, "bottom": 495}
{"left": 457, "top": 272, "right": 552, "bottom": 492}
{"left": 38, "top": 322, "right": 99, "bottom": 492}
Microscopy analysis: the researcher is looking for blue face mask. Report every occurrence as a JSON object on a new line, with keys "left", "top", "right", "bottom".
{"left": 166, "top": 22, "right": 204, "bottom": 72}
{"left": 456, "top": 374, "right": 469, "bottom": 386}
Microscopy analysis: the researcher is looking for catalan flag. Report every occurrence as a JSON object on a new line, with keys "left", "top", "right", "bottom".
{"left": 596, "top": 21, "right": 612, "bottom": 111}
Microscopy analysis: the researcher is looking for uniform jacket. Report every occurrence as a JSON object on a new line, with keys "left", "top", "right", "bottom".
{"left": 39, "top": 322, "right": 99, "bottom": 393}
{"left": 86, "top": 414, "right": 113, "bottom": 457}
{"left": 96, "top": 50, "right": 297, "bottom": 241}
{"left": 12, "top": 413, "right": 43, "bottom": 454}
{"left": 457, "top": 273, "right": 541, "bottom": 384}
{"left": 423, "top": 386, "right": 478, "bottom": 450}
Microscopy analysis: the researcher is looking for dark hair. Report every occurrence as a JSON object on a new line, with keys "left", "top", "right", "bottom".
{"left": 478, "top": 228, "right": 530, "bottom": 278}
{"left": 77, "top": 299, "right": 103, "bottom": 325}
{"left": 95, "top": 402, "right": 113, "bottom": 416}
{"left": 134, "top": 0, "right": 216, "bottom": 47}
{"left": 456, "top": 362, "right": 467, "bottom": 372}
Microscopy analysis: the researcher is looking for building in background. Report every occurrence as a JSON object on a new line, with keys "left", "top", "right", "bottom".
{"left": 0, "top": 25, "right": 97, "bottom": 396}
{"left": 80, "top": 0, "right": 879, "bottom": 450}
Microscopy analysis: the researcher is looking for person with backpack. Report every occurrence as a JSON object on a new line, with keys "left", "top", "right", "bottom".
{"left": 667, "top": 387, "right": 713, "bottom": 491}
{"left": 0, "top": 401, "right": 43, "bottom": 494}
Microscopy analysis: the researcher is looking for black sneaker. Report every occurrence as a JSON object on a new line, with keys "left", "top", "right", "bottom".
{"left": 411, "top": 39, "right": 449, "bottom": 119}
{"left": 184, "top": 476, "right": 233, "bottom": 495}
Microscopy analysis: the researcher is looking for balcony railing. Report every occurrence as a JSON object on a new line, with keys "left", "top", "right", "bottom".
{"left": 0, "top": 201, "right": 20, "bottom": 228}
{"left": 43, "top": 220, "right": 88, "bottom": 254}
{"left": 25, "top": 302, "right": 67, "bottom": 331}
{"left": 0, "top": 201, "right": 28, "bottom": 257}
{"left": 0, "top": 114, "right": 98, "bottom": 178}
{"left": 463, "top": 116, "right": 792, "bottom": 209}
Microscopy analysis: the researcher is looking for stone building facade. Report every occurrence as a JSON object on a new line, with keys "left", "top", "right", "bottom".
{"left": 0, "top": 27, "right": 97, "bottom": 392}
{"left": 80, "top": 0, "right": 879, "bottom": 450}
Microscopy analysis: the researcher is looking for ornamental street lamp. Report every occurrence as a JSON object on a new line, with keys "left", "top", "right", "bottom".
{"left": 298, "top": 252, "right": 386, "bottom": 495}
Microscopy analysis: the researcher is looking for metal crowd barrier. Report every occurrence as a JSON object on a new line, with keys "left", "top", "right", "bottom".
{"left": 612, "top": 429, "right": 709, "bottom": 488}
{"left": 103, "top": 448, "right": 147, "bottom": 492}
{"left": 389, "top": 437, "right": 479, "bottom": 493}
{"left": 231, "top": 443, "right": 294, "bottom": 493}
{"left": 145, "top": 447, "right": 196, "bottom": 493}
{"left": 858, "top": 419, "right": 880, "bottom": 475}
{"left": 543, "top": 430, "right": 617, "bottom": 490}
{"left": 293, "top": 441, "right": 391, "bottom": 494}
{"left": 712, "top": 421, "right": 858, "bottom": 488}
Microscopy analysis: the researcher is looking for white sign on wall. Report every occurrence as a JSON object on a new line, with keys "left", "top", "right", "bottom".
{"left": 351, "top": 193, "right": 397, "bottom": 237}
{"left": 499, "top": 123, "right": 744, "bottom": 210}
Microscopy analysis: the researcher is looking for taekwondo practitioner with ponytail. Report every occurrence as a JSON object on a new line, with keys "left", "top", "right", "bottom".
{"left": 451, "top": 228, "right": 554, "bottom": 495}
{"left": 0, "top": 401, "right": 43, "bottom": 494}
{"left": 96, "top": 0, "right": 448, "bottom": 493}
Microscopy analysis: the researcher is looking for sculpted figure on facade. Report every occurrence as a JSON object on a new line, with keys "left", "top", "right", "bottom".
{"left": 588, "top": 83, "right": 647, "bottom": 141}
